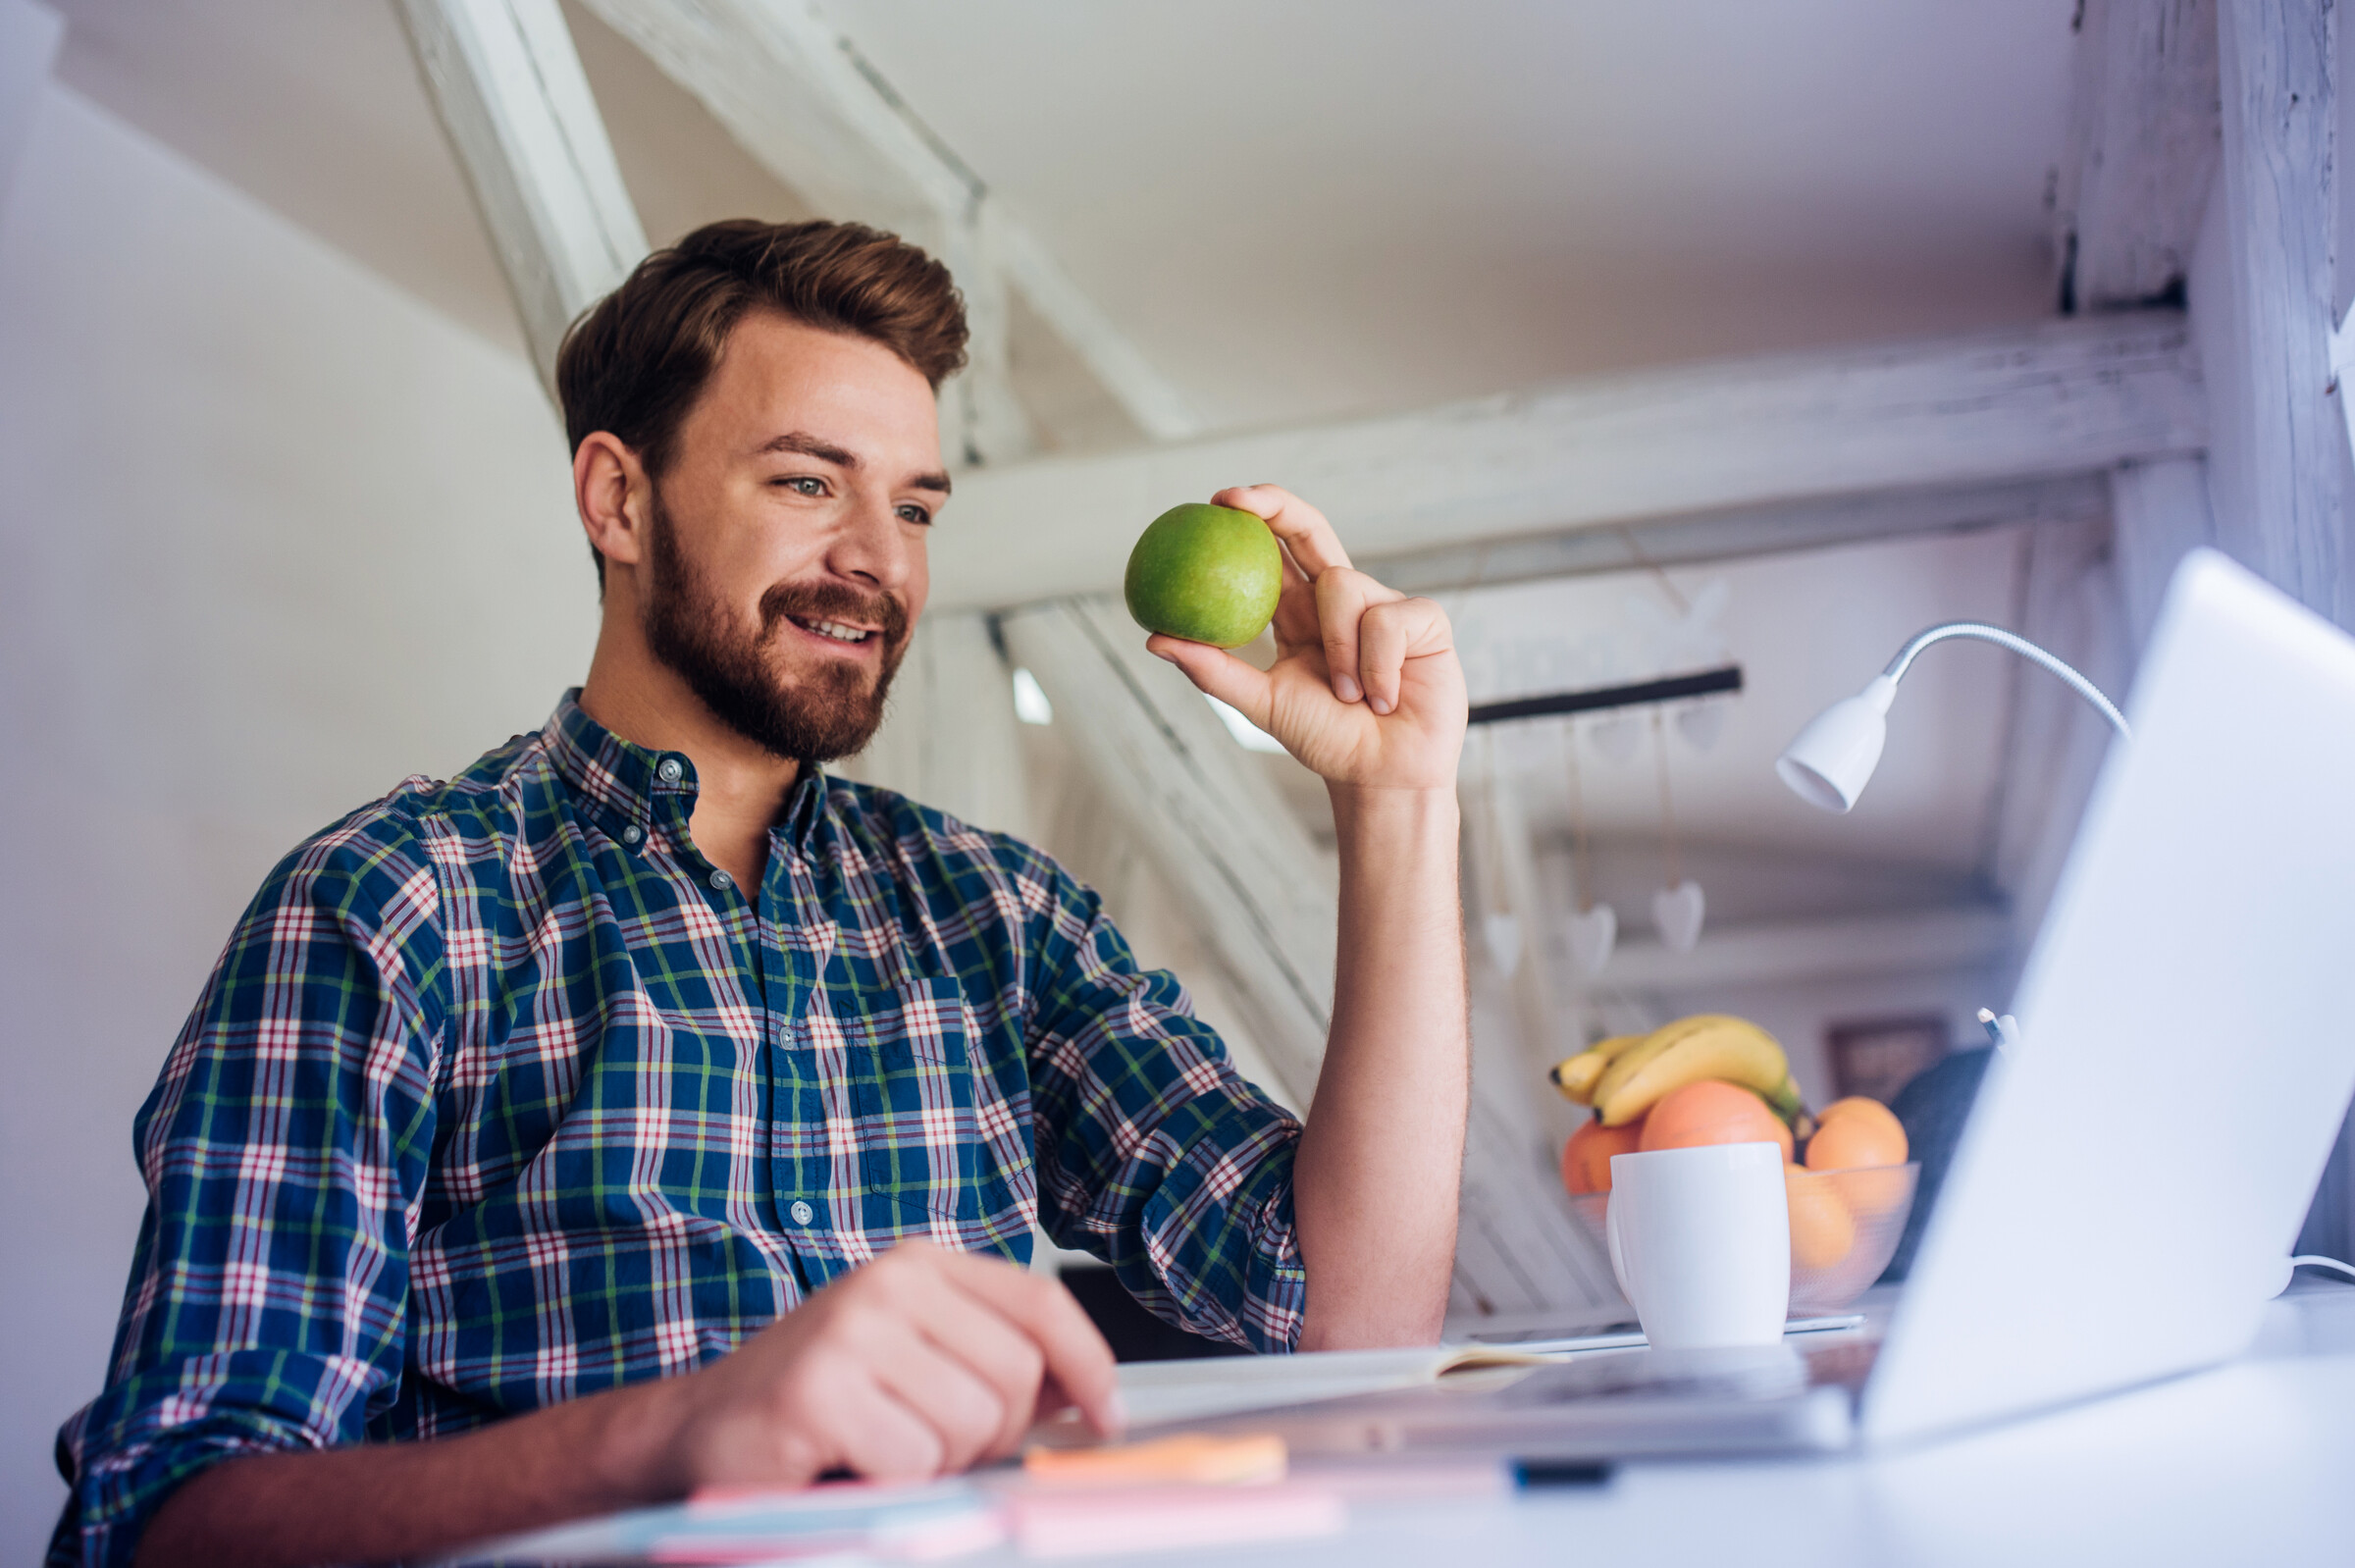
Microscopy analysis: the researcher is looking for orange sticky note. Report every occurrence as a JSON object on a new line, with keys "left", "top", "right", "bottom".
{"left": 1021, "top": 1432, "right": 1287, "bottom": 1488}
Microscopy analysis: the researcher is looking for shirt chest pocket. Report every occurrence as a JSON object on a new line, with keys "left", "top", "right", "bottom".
{"left": 844, "top": 977, "right": 1021, "bottom": 1232}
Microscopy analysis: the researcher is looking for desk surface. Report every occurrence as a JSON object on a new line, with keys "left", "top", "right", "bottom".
{"left": 1093, "top": 1351, "right": 2355, "bottom": 1568}
{"left": 473, "top": 1285, "right": 2355, "bottom": 1568}
{"left": 998, "top": 1283, "right": 2355, "bottom": 1568}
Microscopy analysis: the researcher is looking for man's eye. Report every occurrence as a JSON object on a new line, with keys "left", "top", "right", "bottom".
{"left": 775, "top": 475, "right": 826, "bottom": 497}
{"left": 897, "top": 504, "right": 934, "bottom": 526}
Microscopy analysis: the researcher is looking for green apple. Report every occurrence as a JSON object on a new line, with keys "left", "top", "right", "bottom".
{"left": 1123, "top": 502, "right": 1282, "bottom": 649}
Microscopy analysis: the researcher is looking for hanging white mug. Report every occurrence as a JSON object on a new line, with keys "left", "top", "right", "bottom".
{"left": 1606, "top": 1143, "right": 1791, "bottom": 1349}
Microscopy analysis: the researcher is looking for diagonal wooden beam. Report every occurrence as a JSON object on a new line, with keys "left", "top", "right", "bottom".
{"left": 928, "top": 313, "right": 2209, "bottom": 610}
{"left": 999, "top": 596, "right": 1336, "bottom": 1109}
{"left": 398, "top": 0, "right": 650, "bottom": 400}
{"left": 573, "top": 0, "right": 1204, "bottom": 456}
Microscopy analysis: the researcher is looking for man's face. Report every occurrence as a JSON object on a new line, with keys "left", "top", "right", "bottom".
{"left": 638, "top": 311, "right": 946, "bottom": 763}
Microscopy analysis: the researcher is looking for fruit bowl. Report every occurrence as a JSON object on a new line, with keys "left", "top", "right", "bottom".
{"left": 1566, "top": 1162, "right": 1919, "bottom": 1317}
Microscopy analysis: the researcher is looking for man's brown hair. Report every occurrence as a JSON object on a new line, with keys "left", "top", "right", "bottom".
{"left": 556, "top": 218, "right": 968, "bottom": 584}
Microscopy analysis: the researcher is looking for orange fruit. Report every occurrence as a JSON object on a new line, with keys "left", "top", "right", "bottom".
{"left": 1805, "top": 1097, "right": 1909, "bottom": 1172}
{"left": 1785, "top": 1163, "right": 1857, "bottom": 1271}
{"left": 1637, "top": 1079, "right": 1795, "bottom": 1165}
{"left": 1841, "top": 1165, "right": 1914, "bottom": 1222}
{"left": 1561, "top": 1116, "right": 1646, "bottom": 1194}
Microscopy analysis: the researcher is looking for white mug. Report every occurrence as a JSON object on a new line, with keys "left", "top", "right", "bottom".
{"left": 1606, "top": 1142, "right": 1791, "bottom": 1349}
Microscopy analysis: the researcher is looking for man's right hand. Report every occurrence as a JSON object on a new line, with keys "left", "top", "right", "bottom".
{"left": 137, "top": 1241, "right": 1122, "bottom": 1568}
{"left": 646, "top": 1239, "right": 1125, "bottom": 1490}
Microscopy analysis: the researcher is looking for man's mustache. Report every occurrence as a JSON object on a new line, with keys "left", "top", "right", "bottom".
{"left": 759, "top": 580, "right": 910, "bottom": 649}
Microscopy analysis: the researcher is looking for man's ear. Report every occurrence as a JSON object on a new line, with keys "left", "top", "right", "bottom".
{"left": 575, "top": 432, "right": 652, "bottom": 571}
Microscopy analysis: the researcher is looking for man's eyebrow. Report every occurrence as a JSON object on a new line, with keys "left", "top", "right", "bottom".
{"left": 758, "top": 431, "right": 951, "bottom": 496}
{"left": 757, "top": 432, "right": 860, "bottom": 467}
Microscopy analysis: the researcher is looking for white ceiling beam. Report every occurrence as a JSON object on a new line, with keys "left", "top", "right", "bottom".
{"left": 573, "top": 0, "right": 1204, "bottom": 457}
{"left": 2055, "top": 0, "right": 2223, "bottom": 313}
{"left": 398, "top": 0, "right": 650, "bottom": 400}
{"left": 1002, "top": 593, "right": 1620, "bottom": 1319}
{"left": 1590, "top": 907, "right": 2013, "bottom": 994}
{"left": 1367, "top": 473, "right": 2112, "bottom": 597}
{"left": 928, "top": 313, "right": 2208, "bottom": 610}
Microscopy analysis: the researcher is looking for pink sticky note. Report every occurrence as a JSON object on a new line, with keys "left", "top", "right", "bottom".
{"left": 1006, "top": 1483, "right": 1345, "bottom": 1558}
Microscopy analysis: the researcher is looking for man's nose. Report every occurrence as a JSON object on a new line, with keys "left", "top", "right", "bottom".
{"left": 824, "top": 489, "right": 916, "bottom": 594}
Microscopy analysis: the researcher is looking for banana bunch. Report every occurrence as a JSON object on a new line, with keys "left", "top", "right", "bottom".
{"left": 1547, "top": 1014, "right": 1803, "bottom": 1127}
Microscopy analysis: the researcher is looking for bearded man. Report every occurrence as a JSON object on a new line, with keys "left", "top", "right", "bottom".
{"left": 52, "top": 220, "right": 1470, "bottom": 1568}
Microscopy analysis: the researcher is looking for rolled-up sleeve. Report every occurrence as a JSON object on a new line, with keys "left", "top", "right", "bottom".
{"left": 51, "top": 818, "right": 445, "bottom": 1568}
{"left": 1020, "top": 866, "right": 1306, "bottom": 1354}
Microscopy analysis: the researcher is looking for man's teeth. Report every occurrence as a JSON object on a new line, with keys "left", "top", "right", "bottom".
{"left": 801, "top": 618, "right": 872, "bottom": 644}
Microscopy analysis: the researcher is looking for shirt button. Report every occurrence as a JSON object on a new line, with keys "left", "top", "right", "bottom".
{"left": 790, "top": 1200, "right": 814, "bottom": 1226}
{"left": 620, "top": 824, "right": 644, "bottom": 846}
{"left": 709, "top": 869, "right": 733, "bottom": 892}
{"left": 656, "top": 758, "right": 684, "bottom": 784}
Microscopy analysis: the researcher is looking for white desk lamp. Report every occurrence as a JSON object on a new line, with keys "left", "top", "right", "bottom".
{"left": 1775, "top": 621, "right": 2132, "bottom": 814}
{"left": 1777, "top": 622, "right": 2131, "bottom": 1055}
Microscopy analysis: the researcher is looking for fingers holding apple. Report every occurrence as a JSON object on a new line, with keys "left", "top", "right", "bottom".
{"left": 1352, "top": 593, "right": 1453, "bottom": 718}
{"left": 1135, "top": 486, "right": 1468, "bottom": 791}
{"left": 1215, "top": 484, "right": 1351, "bottom": 580}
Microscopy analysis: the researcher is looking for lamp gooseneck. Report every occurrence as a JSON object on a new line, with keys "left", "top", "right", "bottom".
{"left": 1879, "top": 622, "right": 2132, "bottom": 740}
{"left": 1777, "top": 622, "right": 2129, "bottom": 814}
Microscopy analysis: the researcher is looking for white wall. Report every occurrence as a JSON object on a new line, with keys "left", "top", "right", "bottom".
{"left": 0, "top": 78, "right": 593, "bottom": 1557}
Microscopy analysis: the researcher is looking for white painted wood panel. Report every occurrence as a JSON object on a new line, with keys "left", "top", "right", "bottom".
{"left": 397, "top": 0, "right": 649, "bottom": 398}
{"left": 2110, "top": 456, "right": 2218, "bottom": 653}
{"left": 928, "top": 314, "right": 2209, "bottom": 610}
{"left": 1983, "top": 514, "right": 2134, "bottom": 1001}
{"left": 2212, "top": 0, "right": 2344, "bottom": 618}
{"left": 0, "top": 0, "right": 61, "bottom": 219}
{"left": 2058, "top": 0, "right": 2222, "bottom": 311}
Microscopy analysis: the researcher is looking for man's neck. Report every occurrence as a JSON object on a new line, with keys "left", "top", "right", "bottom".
{"left": 579, "top": 631, "right": 798, "bottom": 895}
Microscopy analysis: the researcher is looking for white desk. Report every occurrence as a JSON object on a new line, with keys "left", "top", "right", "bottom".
{"left": 463, "top": 1284, "right": 2355, "bottom": 1567}
{"left": 988, "top": 1283, "right": 2355, "bottom": 1568}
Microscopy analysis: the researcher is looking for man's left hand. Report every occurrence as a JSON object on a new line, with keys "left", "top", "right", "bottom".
{"left": 1148, "top": 485, "right": 1467, "bottom": 792}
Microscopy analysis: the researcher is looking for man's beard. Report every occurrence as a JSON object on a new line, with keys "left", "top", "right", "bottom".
{"left": 640, "top": 489, "right": 910, "bottom": 764}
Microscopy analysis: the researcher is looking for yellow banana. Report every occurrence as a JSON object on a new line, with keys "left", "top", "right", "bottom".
{"left": 1547, "top": 1033, "right": 1648, "bottom": 1104}
{"left": 1596, "top": 1015, "right": 1800, "bottom": 1127}
{"left": 1587, "top": 1014, "right": 1724, "bottom": 1116}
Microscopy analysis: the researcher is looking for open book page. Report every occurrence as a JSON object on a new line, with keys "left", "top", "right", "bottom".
{"left": 1112, "top": 1344, "right": 1557, "bottom": 1429}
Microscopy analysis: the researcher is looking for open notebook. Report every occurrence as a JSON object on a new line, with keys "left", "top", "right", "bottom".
{"left": 1111, "top": 1344, "right": 1557, "bottom": 1429}
{"left": 1091, "top": 1313, "right": 1871, "bottom": 1431}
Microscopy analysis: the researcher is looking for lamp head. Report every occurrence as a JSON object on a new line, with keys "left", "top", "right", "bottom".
{"left": 1776, "top": 675, "right": 1898, "bottom": 813}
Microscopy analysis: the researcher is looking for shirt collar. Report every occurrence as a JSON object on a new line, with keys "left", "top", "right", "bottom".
{"left": 545, "top": 689, "right": 834, "bottom": 858}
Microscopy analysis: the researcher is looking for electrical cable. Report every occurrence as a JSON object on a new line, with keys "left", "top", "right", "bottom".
{"left": 2288, "top": 1254, "right": 2355, "bottom": 1283}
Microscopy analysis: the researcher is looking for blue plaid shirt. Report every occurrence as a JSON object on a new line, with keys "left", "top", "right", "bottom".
{"left": 52, "top": 693, "right": 1306, "bottom": 1567}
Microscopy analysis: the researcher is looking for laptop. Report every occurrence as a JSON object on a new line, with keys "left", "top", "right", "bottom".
{"left": 1152, "top": 549, "right": 2355, "bottom": 1459}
